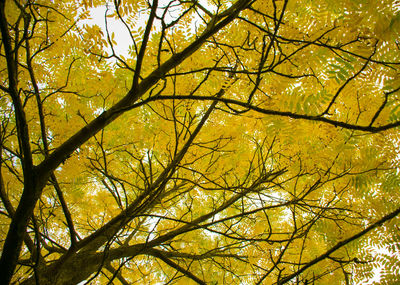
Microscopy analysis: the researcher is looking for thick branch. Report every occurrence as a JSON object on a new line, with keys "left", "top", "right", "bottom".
{"left": 0, "top": 2, "right": 36, "bottom": 283}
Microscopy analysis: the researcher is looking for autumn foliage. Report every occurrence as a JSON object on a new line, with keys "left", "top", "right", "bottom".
{"left": 1, "top": 0, "right": 400, "bottom": 284}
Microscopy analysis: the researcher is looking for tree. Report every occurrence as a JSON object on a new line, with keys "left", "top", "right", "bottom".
{"left": 1, "top": 0, "right": 400, "bottom": 283}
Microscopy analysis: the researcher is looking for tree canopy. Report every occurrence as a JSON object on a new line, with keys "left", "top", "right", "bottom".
{"left": 1, "top": 0, "right": 400, "bottom": 284}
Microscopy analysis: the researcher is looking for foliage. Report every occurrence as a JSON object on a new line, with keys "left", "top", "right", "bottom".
{"left": 1, "top": 0, "right": 400, "bottom": 284}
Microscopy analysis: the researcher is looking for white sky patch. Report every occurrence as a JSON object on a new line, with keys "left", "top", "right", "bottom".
{"left": 57, "top": 97, "right": 66, "bottom": 107}
{"left": 78, "top": 0, "right": 215, "bottom": 58}
{"left": 206, "top": 213, "right": 221, "bottom": 240}
{"left": 80, "top": 5, "right": 132, "bottom": 57}
{"left": 93, "top": 107, "right": 103, "bottom": 116}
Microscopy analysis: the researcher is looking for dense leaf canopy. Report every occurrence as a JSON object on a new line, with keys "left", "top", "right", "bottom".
{"left": 1, "top": 0, "right": 400, "bottom": 284}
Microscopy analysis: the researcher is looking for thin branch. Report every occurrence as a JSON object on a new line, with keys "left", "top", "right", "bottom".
{"left": 151, "top": 250, "right": 206, "bottom": 285}
{"left": 321, "top": 45, "right": 377, "bottom": 116}
{"left": 125, "top": 95, "right": 400, "bottom": 133}
{"left": 132, "top": 0, "right": 159, "bottom": 90}
{"left": 277, "top": 206, "right": 400, "bottom": 284}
